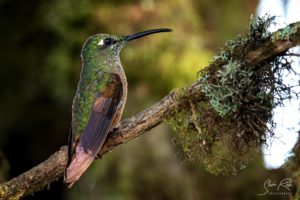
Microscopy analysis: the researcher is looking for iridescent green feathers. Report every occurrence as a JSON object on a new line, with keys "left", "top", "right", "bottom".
{"left": 72, "top": 72, "right": 113, "bottom": 136}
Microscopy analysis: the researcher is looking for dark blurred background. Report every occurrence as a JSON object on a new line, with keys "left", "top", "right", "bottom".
{"left": 0, "top": 0, "right": 293, "bottom": 199}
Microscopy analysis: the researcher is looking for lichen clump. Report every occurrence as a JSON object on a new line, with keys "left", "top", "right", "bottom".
{"left": 168, "top": 15, "right": 296, "bottom": 175}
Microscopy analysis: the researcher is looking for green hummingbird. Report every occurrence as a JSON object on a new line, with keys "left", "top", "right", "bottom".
{"left": 64, "top": 28, "right": 172, "bottom": 187}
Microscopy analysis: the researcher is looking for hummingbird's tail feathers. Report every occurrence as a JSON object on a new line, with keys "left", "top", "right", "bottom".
{"left": 67, "top": 126, "right": 73, "bottom": 166}
{"left": 64, "top": 144, "right": 94, "bottom": 188}
{"left": 64, "top": 126, "right": 73, "bottom": 184}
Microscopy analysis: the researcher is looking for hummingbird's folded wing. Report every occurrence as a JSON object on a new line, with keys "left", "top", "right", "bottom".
{"left": 65, "top": 74, "right": 122, "bottom": 187}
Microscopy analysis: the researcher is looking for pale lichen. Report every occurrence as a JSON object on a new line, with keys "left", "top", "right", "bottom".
{"left": 168, "top": 15, "right": 297, "bottom": 176}
{"left": 272, "top": 22, "right": 300, "bottom": 41}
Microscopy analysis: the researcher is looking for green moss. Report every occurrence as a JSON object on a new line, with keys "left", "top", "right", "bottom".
{"left": 168, "top": 15, "right": 296, "bottom": 176}
{"left": 167, "top": 99, "right": 258, "bottom": 175}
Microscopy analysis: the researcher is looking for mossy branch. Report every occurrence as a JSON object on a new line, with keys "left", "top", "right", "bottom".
{"left": 0, "top": 21, "right": 300, "bottom": 200}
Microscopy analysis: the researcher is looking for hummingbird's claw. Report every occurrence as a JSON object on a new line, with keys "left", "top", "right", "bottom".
{"left": 110, "top": 125, "right": 121, "bottom": 135}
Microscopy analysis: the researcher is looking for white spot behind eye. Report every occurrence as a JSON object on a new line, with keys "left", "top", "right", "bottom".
{"left": 98, "top": 39, "right": 104, "bottom": 46}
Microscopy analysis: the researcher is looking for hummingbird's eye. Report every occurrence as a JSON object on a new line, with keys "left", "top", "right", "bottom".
{"left": 104, "top": 38, "right": 114, "bottom": 45}
{"left": 98, "top": 38, "right": 117, "bottom": 47}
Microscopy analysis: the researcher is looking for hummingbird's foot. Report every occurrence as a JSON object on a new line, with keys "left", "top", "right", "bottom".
{"left": 110, "top": 126, "right": 121, "bottom": 135}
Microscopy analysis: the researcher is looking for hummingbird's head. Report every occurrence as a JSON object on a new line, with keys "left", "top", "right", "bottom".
{"left": 81, "top": 28, "right": 172, "bottom": 64}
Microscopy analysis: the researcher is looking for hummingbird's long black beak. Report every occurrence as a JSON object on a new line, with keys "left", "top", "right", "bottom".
{"left": 125, "top": 28, "right": 172, "bottom": 41}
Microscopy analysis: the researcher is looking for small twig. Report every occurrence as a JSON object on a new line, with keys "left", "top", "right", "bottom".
{"left": 286, "top": 53, "right": 300, "bottom": 57}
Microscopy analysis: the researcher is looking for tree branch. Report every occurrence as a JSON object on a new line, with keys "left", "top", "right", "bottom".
{"left": 1, "top": 21, "right": 300, "bottom": 200}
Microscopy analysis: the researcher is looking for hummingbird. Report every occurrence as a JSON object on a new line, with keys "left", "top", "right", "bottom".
{"left": 64, "top": 28, "right": 172, "bottom": 187}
